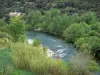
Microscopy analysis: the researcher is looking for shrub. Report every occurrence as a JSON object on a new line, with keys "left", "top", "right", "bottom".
{"left": 88, "top": 60, "right": 99, "bottom": 72}
{"left": 90, "top": 22, "right": 100, "bottom": 33}
{"left": 75, "top": 36, "right": 100, "bottom": 54}
{"left": 33, "top": 38, "right": 41, "bottom": 47}
{"left": 68, "top": 53, "right": 93, "bottom": 75}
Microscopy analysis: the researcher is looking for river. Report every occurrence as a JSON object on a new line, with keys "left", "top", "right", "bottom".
{"left": 26, "top": 31, "right": 100, "bottom": 75}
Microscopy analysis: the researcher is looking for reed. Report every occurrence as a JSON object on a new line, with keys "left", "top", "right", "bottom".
{"left": 11, "top": 43, "right": 68, "bottom": 75}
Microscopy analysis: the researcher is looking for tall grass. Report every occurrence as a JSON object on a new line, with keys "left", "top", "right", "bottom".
{"left": 11, "top": 43, "right": 98, "bottom": 75}
{"left": 11, "top": 43, "right": 68, "bottom": 75}
{"left": 0, "top": 38, "right": 12, "bottom": 49}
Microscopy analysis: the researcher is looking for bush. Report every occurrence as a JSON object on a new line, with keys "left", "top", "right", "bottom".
{"left": 88, "top": 60, "right": 99, "bottom": 72}
{"left": 75, "top": 36, "right": 100, "bottom": 54}
{"left": 68, "top": 53, "right": 94, "bottom": 75}
{"left": 33, "top": 38, "right": 41, "bottom": 47}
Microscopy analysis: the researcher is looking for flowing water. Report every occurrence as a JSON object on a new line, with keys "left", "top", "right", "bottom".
{"left": 26, "top": 31, "right": 100, "bottom": 75}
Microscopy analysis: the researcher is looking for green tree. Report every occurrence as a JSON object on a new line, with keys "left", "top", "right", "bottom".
{"left": 49, "top": 8, "right": 61, "bottom": 17}
{"left": 80, "top": 12, "right": 97, "bottom": 24}
{"left": 49, "top": 16, "right": 62, "bottom": 35}
{"left": 25, "top": 10, "right": 42, "bottom": 29}
{"left": 63, "top": 22, "right": 90, "bottom": 42}
{"left": 8, "top": 16, "right": 26, "bottom": 42}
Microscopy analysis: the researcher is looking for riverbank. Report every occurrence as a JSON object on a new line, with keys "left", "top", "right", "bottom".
{"left": 33, "top": 29, "right": 64, "bottom": 39}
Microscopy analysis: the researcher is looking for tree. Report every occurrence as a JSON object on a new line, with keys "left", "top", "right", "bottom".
{"left": 25, "top": 10, "right": 42, "bottom": 29}
{"left": 79, "top": 12, "right": 97, "bottom": 24}
{"left": 63, "top": 22, "right": 90, "bottom": 42}
{"left": 49, "top": 8, "right": 61, "bottom": 17}
{"left": 8, "top": 16, "right": 26, "bottom": 42}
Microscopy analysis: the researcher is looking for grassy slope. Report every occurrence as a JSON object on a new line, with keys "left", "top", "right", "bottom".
{"left": 0, "top": 49, "right": 33, "bottom": 75}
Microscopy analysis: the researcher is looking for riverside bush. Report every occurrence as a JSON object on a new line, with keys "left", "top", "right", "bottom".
{"left": 33, "top": 38, "right": 41, "bottom": 47}
{"left": 75, "top": 36, "right": 100, "bottom": 55}
{"left": 88, "top": 60, "right": 99, "bottom": 72}
{"left": 68, "top": 53, "right": 98, "bottom": 75}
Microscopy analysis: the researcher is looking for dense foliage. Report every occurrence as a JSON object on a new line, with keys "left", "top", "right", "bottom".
{"left": 0, "top": 0, "right": 100, "bottom": 74}
{"left": 25, "top": 9, "right": 100, "bottom": 59}
{"left": 8, "top": 16, "right": 26, "bottom": 42}
{"left": 0, "top": 14, "right": 99, "bottom": 75}
{"left": 0, "top": 0, "right": 100, "bottom": 18}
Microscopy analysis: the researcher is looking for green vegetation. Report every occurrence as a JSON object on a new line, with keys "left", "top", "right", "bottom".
{"left": 11, "top": 43, "right": 68, "bottom": 75}
{"left": 75, "top": 36, "right": 100, "bottom": 54}
{"left": 63, "top": 22, "right": 90, "bottom": 42}
{"left": 88, "top": 60, "right": 99, "bottom": 72}
{"left": 8, "top": 16, "right": 26, "bottom": 42}
{"left": 68, "top": 53, "right": 93, "bottom": 75}
{"left": 32, "top": 38, "right": 41, "bottom": 47}
{"left": 0, "top": 0, "right": 100, "bottom": 75}
{"left": 0, "top": 15, "right": 99, "bottom": 75}
{"left": 0, "top": 0, "right": 100, "bottom": 18}
{"left": 25, "top": 9, "right": 100, "bottom": 59}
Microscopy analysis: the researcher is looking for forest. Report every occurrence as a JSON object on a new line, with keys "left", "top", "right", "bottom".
{"left": 0, "top": 0, "right": 100, "bottom": 75}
